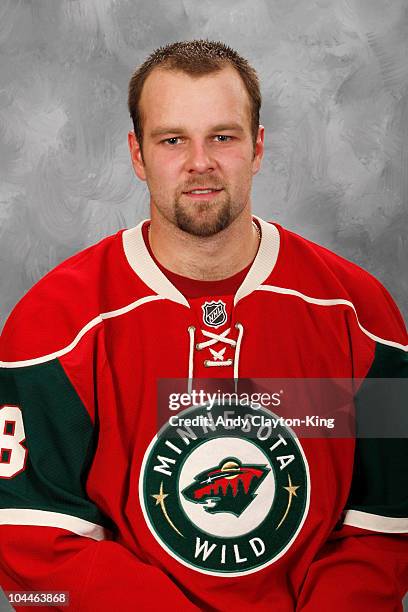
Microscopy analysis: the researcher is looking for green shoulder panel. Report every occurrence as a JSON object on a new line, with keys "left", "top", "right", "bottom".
{"left": 346, "top": 343, "right": 408, "bottom": 518}
{"left": 0, "top": 359, "right": 112, "bottom": 529}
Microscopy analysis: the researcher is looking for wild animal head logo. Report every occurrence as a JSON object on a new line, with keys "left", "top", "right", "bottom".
{"left": 181, "top": 457, "right": 270, "bottom": 517}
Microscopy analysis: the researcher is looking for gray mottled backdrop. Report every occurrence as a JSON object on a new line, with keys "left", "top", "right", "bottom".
{"left": 1, "top": 0, "right": 407, "bottom": 329}
{"left": 0, "top": 1, "right": 407, "bottom": 607}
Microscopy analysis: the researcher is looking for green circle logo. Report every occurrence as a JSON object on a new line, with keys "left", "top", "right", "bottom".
{"left": 139, "top": 403, "right": 310, "bottom": 576}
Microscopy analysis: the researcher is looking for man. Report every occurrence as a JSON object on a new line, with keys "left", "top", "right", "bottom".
{"left": 0, "top": 40, "right": 407, "bottom": 611}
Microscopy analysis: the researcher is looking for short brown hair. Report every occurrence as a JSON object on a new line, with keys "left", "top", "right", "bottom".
{"left": 128, "top": 40, "right": 261, "bottom": 151}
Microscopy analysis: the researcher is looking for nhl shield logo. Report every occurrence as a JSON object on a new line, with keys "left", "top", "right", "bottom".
{"left": 139, "top": 402, "right": 310, "bottom": 577}
{"left": 202, "top": 300, "right": 227, "bottom": 328}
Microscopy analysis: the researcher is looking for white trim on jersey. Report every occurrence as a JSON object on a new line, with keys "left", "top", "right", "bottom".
{"left": 0, "top": 294, "right": 164, "bottom": 368}
{"left": 123, "top": 221, "right": 190, "bottom": 308}
{"left": 0, "top": 508, "right": 108, "bottom": 540}
{"left": 234, "top": 217, "right": 280, "bottom": 306}
{"left": 343, "top": 509, "right": 408, "bottom": 533}
{"left": 256, "top": 285, "right": 408, "bottom": 352}
{"left": 122, "top": 216, "right": 281, "bottom": 308}
{"left": 1, "top": 216, "right": 406, "bottom": 368}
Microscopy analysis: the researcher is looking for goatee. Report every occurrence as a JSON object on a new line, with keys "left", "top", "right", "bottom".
{"left": 175, "top": 198, "right": 232, "bottom": 237}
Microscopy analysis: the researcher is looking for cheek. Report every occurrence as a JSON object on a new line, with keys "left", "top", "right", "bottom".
{"left": 223, "top": 154, "right": 254, "bottom": 180}
{"left": 146, "top": 160, "right": 179, "bottom": 187}
{"left": 222, "top": 146, "right": 253, "bottom": 166}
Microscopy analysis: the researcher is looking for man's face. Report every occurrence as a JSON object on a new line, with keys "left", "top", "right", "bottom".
{"left": 128, "top": 66, "right": 264, "bottom": 237}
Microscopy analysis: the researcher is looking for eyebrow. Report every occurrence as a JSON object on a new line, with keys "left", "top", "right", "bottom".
{"left": 211, "top": 123, "right": 245, "bottom": 133}
{"left": 149, "top": 123, "right": 245, "bottom": 138}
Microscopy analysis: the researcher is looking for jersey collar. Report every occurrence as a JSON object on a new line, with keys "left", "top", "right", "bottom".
{"left": 122, "top": 215, "right": 280, "bottom": 307}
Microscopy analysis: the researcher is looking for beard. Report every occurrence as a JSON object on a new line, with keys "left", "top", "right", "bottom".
{"left": 174, "top": 188, "right": 233, "bottom": 237}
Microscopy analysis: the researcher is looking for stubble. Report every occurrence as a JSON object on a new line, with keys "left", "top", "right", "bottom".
{"left": 174, "top": 189, "right": 232, "bottom": 237}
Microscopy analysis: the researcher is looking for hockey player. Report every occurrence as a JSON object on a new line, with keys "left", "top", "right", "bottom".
{"left": 0, "top": 40, "right": 407, "bottom": 611}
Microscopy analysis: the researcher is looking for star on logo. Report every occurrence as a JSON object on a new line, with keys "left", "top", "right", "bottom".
{"left": 276, "top": 474, "right": 301, "bottom": 530}
{"left": 151, "top": 482, "right": 169, "bottom": 505}
{"left": 150, "top": 482, "right": 184, "bottom": 537}
{"left": 283, "top": 483, "right": 300, "bottom": 496}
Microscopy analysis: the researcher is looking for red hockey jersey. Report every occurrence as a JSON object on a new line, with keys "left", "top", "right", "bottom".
{"left": 0, "top": 217, "right": 407, "bottom": 611}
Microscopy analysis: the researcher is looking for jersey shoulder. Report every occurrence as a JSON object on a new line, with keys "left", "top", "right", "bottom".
{"left": 0, "top": 230, "right": 150, "bottom": 361}
{"left": 271, "top": 224, "right": 407, "bottom": 344}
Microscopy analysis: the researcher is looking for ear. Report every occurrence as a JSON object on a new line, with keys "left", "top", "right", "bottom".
{"left": 252, "top": 125, "right": 265, "bottom": 175}
{"left": 128, "top": 131, "right": 146, "bottom": 181}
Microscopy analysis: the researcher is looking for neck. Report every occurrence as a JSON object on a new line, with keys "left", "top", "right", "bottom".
{"left": 148, "top": 207, "right": 259, "bottom": 280}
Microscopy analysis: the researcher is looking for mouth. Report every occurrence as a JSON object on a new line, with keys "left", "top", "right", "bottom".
{"left": 182, "top": 188, "right": 223, "bottom": 200}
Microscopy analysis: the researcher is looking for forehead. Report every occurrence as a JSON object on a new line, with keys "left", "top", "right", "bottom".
{"left": 139, "top": 66, "right": 252, "bottom": 132}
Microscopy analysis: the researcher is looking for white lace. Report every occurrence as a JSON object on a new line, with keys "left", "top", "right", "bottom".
{"left": 187, "top": 324, "right": 244, "bottom": 392}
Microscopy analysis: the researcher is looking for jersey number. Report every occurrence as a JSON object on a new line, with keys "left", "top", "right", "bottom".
{"left": 0, "top": 405, "right": 27, "bottom": 478}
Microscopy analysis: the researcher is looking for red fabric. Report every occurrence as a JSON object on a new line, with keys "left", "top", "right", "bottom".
{"left": 0, "top": 221, "right": 407, "bottom": 610}
{"left": 0, "top": 527, "right": 199, "bottom": 611}
{"left": 296, "top": 532, "right": 408, "bottom": 611}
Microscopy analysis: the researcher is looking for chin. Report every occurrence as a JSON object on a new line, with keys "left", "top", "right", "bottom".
{"left": 179, "top": 223, "right": 225, "bottom": 238}
{"left": 176, "top": 210, "right": 232, "bottom": 237}
{"left": 175, "top": 199, "right": 233, "bottom": 237}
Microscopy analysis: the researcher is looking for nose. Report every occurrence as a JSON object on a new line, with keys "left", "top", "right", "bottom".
{"left": 185, "top": 141, "right": 215, "bottom": 174}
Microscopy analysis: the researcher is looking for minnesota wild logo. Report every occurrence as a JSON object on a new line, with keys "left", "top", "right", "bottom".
{"left": 139, "top": 402, "right": 310, "bottom": 577}
{"left": 182, "top": 458, "right": 270, "bottom": 516}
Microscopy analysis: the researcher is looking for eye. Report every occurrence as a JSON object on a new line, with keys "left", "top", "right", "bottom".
{"left": 214, "top": 135, "right": 232, "bottom": 142}
{"left": 162, "top": 137, "right": 182, "bottom": 145}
